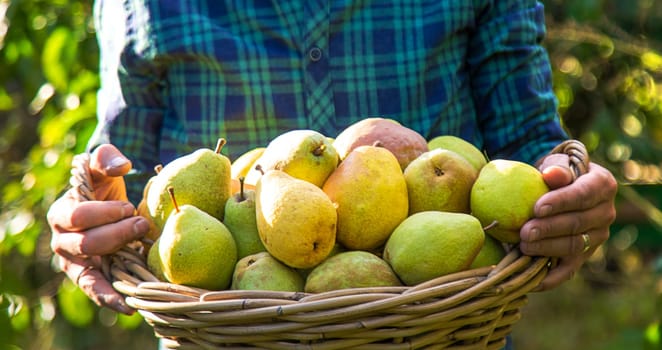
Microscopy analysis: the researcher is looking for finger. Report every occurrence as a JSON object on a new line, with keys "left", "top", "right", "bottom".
{"left": 49, "top": 200, "right": 136, "bottom": 232}
{"left": 63, "top": 259, "right": 134, "bottom": 315}
{"left": 537, "top": 154, "right": 574, "bottom": 190}
{"left": 520, "top": 227, "right": 608, "bottom": 257}
{"left": 52, "top": 216, "right": 149, "bottom": 257}
{"left": 533, "top": 254, "right": 584, "bottom": 292}
{"left": 90, "top": 144, "right": 132, "bottom": 180}
{"left": 534, "top": 162, "right": 618, "bottom": 218}
{"left": 521, "top": 199, "right": 614, "bottom": 241}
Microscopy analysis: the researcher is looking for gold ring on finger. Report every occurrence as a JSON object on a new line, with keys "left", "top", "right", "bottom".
{"left": 581, "top": 233, "right": 591, "bottom": 254}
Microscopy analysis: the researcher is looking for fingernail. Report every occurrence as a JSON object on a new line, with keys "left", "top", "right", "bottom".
{"left": 133, "top": 218, "right": 150, "bottom": 237}
{"left": 121, "top": 202, "right": 135, "bottom": 217}
{"left": 108, "top": 156, "right": 129, "bottom": 170}
{"left": 538, "top": 204, "right": 553, "bottom": 217}
{"left": 524, "top": 227, "right": 540, "bottom": 242}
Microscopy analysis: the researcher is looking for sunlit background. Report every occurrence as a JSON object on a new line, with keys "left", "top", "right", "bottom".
{"left": 0, "top": 0, "right": 660, "bottom": 349}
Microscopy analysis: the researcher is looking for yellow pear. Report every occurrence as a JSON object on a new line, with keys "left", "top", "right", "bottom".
{"left": 146, "top": 139, "right": 232, "bottom": 229}
{"left": 333, "top": 117, "right": 428, "bottom": 170}
{"left": 245, "top": 129, "right": 338, "bottom": 188}
{"left": 255, "top": 170, "right": 337, "bottom": 269}
{"left": 231, "top": 147, "right": 266, "bottom": 180}
{"left": 383, "top": 211, "right": 484, "bottom": 285}
{"left": 404, "top": 148, "right": 478, "bottom": 215}
{"left": 427, "top": 135, "right": 487, "bottom": 172}
{"left": 470, "top": 159, "right": 549, "bottom": 243}
{"left": 322, "top": 145, "right": 408, "bottom": 250}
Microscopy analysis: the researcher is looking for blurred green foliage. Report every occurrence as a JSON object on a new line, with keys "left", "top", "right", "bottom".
{"left": 0, "top": 0, "right": 660, "bottom": 349}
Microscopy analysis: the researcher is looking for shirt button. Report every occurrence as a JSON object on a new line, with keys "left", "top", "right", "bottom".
{"left": 308, "top": 47, "right": 322, "bottom": 62}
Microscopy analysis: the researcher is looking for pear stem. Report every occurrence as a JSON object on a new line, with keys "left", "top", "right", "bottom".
{"left": 483, "top": 220, "right": 499, "bottom": 231}
{"left": 254, "top": 164, "right": 264, "bottom": 175}
{"left": 238, "top": 176, "right": 246, "bottom": 201}
{"left": 215, "top": 138, "right": 227, "bottom": 154}
{"left": 167, "top": 186, "right": 180, "bottom": 213}
{"left": 154, "top": 164, "right": 163, "bottom": 174}
{"left": 372, "top": 140, "right": 383, "bottom": 148}
{"left": 312, "top": 143, "right": 326, "bottom": 157}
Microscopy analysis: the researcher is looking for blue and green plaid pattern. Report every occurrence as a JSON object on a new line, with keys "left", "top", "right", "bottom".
{"left": 91, "top": 0, "right": 567, "bottom": 203}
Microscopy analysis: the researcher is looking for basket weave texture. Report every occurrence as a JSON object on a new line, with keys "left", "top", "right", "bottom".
{"left": 69, "top": 140, "right": 589, "bottom": 350}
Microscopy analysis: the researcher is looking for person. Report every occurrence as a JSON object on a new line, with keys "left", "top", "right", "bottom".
{"left": 48, "top": 0, "right": 617, "bottom": 339}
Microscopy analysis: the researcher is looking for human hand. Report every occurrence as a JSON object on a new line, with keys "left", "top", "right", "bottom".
{"left": 47, "top": 144, "right": 150, "bottom": 314}
{"left": 519, "top": 152, "right": 617, "bottom": 291}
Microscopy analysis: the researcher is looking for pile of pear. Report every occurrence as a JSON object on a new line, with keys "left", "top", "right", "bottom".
{"left": 141, "top": 118, "right": 550, "bottom": 293}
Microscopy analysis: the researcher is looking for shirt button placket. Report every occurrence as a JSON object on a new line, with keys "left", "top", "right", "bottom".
{"left": 302, "top": 1, "right": 335, "bottom": 134}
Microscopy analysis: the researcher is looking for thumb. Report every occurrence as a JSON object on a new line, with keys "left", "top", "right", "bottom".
{"left": 89, "top": 144, "right": 132, "bottom": 180}
{"left": 537, "top": 153, "right": 574, "bottom": 190}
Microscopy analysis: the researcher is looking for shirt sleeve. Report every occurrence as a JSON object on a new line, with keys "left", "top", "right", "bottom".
{"left": 468, "top": 0, "right": 567, "bottom": 165}
{"left": 87, "top": 0, "right": 166, "bottom": 205}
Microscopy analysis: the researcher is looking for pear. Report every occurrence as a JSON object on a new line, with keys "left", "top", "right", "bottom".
{"left": 469, "top": 234, "right": 507, "bottom": 269}
{"left": 470, "top": 159, "right": 549, "bottom": 243}
{"left": 322, "top": 145, "right": 408, "bottom": 251}
{"left": 304, "top": 251, "right": 402, "bottom": 293}
{"left": 231, "top": 252, "right": 304, "bottom": 292}
{"left": 296, "top": 243, "right": 346, "bottom": 280}
{"left": 158, "top": 188, "right": 237, "bottom": 290}
{"left": 146, "top": 139, "right": 232, "bottom": 229}
{"left": 256, "top": 170, "right": 337, "bottom": 269}
{"left": 404, "top": 148, "right": 478, "bottom": 215}
{"left": 427, "top": 135, "right": 487, "bottom": 172}
{"left": 136, "top": 172, "right": 162, "bottom": 243}
{"left": 384, "top": 211, "right": 485, "bottom": 286}
{"left": 223, "top": 177, "right": 266, "bottom": 259}
{"left": 146, "top": 236, "right": 166, "bottom": 281}
{"left": 231, "top": 147, "right": 266, "bottom": 180}
{"left": 333, "top": 117, "right": 428, "bottom": 170}
{"left": 245, "top": 130, "right": 338, "bottom": 188}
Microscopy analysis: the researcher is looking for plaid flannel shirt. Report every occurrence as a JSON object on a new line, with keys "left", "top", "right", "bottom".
{"left": 90, "top": 0, "right": 567, "bottom": 204}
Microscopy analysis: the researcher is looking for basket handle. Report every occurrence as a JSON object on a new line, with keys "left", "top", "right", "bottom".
{"left": 548, "top": 139, "right": 590, "bottom": 179}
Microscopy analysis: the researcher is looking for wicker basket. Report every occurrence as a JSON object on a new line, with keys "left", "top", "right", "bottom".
{"left": 69, "top": 140, "right": 589, "bottom": 350}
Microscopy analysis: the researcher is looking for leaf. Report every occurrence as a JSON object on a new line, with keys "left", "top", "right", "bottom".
{"left": 41, "top": 26, "right": 77, "bottom": 92}
{"left": 641, "top": 51, "right": 662, "bottom": 72}
{"left": 56, "top": 278, "right": 95, "bottom": 328}
{"left": 117, "top": 312, "right": 144, "bottom": 330}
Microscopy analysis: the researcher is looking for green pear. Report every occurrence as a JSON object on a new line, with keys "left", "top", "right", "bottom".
{"left": 256, "top": 170, "right": 337, "bottom": 269}
{"left": 231, "top": 252, "right": 304, "bottom": 292}
{"left": 333, "top": 117, "right": 428, "bottom": 170}
{"left": 469, "top": 234, "right": 507, "bottom": 269}
{"left": 470, "top": 159, "right": 549, "bottom": 243}
{"left": 146, "top": 237, "right": 166, "bottom": 281}
{"left": 245, "top": 129, "right": 338, "bottom": 188}
{"left": 223, "top": 178, "right": 266, "bottom": 259}
{"left": 427, "top": 135, "right": 487, "bottom": 172}
{"left": 304, "top": 251, "right": 402, "bottom": 293}
{"left": 383, "top": 211, "right": 485, "bottom": 286}
{"left": 158, "top": 188, "right": 237, "bottom": 290}
{"left": 296, "top": 243, "right": 346, "bottom": 280}
{"left": 322, "top": 145, "right": 409, "bottom": 250}
{"left": 146, "top": 139, "right": 232, "bottom": 229}
{"left": 404, "top": 148, "right": 478, "bottom": 215}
